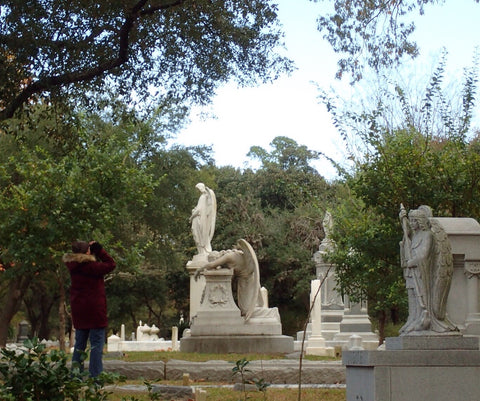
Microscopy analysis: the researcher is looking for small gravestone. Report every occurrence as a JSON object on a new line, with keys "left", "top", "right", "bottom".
{"left": 17, "top": 320, "right": 30, "bottom": 343}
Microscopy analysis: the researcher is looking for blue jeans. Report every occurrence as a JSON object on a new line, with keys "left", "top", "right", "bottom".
{"left": 72, "top": 328, "right": 105, "bottom": 377}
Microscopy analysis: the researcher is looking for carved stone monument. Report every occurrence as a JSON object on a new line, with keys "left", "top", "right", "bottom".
{"left": 305, "top": 279, "right": 335, "bottom": 356}
{"left": 313, "top": 211, "right": 345, "bottom": 341}
{"left": 331, "top": 297, "right": 379, "bottom": 350}
{"left": 311, "top": 211, "right": 378, "bottom": 350}
{"left": 343, "top": 205, "right": 480, "bottom": 401}
{"left": 439, "top": 217, "right": 480, "bottom": 335}
{"left": 181, "top": 239, "right": 293, "bottom": 353}
{"left": 107, "top": 322, "right": 177, "bottom": 352}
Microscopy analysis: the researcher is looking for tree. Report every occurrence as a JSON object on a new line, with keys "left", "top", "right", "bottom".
{"left": 212, "top": 137, "right": 335, "bottom": 335}
{"left": 322, "top": 55, "right": 480, "bottom": 341}
{"left": 0, "top": 0, "right": 292, "bottom": 122}
{"left": 248, "top": 136, "right": 321, "bottom": 173}
{"left": 0, "top": 106, "right": 156, "bottom": 346}
{"left": 317, "top": 0, "right": 479, "bottom": 81}
{"left": 23, "top": 271, "right": 60, "bottom": 340}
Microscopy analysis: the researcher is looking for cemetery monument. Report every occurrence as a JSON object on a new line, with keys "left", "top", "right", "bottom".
{"left": 181, "top": 184, "right": 293, "bottom": 353}
{"left": 343, "top": 205, "right": 480, "bottom": 401}
{"left": 307, "top": 211, "right": 378, "bottom": 352}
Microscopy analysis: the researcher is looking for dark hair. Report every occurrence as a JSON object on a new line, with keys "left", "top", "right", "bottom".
{"left": 71, "top": 240, "right": 89, "bottom": 254}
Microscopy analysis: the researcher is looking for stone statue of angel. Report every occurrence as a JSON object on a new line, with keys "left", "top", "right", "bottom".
{"left": 194, "top": 239, "right": 263, "bottom": 320}
{"left": 190, "top": 183, "right": 216, "bottom": 255}
{"left": 399, "top": 204, "right": 457, "bottom": 335}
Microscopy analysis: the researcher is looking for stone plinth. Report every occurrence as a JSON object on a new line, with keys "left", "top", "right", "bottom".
{"left": 315, "top": 256, "right": 345, "bottom": 341}
{"left": 107, "top": 338, "right": 173, "bottom": 352}
{"left": 305, "top": 279, "right": 335, "bottom": 356}
{"left": 385, "top": 334, "right": 478, "bottom": 350}
{"left": 321, "top": 305, "right": 344, "bottom": 341}
{"left": 180, "top": 334, "right": 294, "bottom": 354}
{"left": 331, "top": 300, "right": 379, "bottom": 350}
{"left": 343, "top": 335, "right": 480, "bottom": 401}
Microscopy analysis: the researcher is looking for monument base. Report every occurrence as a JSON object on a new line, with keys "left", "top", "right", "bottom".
{"left": 343, "top": 335, "right": 480, "bottom": 401}
{"left": 180, "top": 335, "right": 294, "bottom": 354}
{"left": 305, "top": 334, "right": 335, "bottom": 357}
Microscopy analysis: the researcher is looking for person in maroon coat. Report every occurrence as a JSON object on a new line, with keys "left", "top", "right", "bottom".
{"left": 63, "top": 240, "right": 116, "bottom": 377}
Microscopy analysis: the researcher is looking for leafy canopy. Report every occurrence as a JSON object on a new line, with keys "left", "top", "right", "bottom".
{"left": 212, "top": 137, "right": 335, "bottom": 334}
{"left": 0, "top": 0, "right": 293, "bottom": 121}
{"left": 316, "top": 0, "right": 479, "bottom": 81}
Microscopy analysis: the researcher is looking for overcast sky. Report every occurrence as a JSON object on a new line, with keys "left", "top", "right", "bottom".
{"left": 171, "top": 0, "right": 480, "bottom": 180}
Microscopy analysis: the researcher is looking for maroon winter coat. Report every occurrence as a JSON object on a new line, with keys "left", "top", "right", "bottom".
{"left": 63, "top": 249, "right": 116, "bottom": 330}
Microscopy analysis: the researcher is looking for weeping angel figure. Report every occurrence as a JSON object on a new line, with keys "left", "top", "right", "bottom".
{"left": 192, "top": 239, "right": 284, "bottom": 323}
{"left": 190, "top": 183, "right": 216, "bottom": 255}
{"left": 399, "top": 204, "right": 457, "bottom": 335}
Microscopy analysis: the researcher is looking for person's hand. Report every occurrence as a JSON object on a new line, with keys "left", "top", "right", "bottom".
{"left": 89, "top": 241, "right": 103, "bottom": 255}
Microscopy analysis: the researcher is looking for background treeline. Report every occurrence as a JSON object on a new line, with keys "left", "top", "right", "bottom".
{"left": 0, "top": 101, "right": 336, "bottom": 343}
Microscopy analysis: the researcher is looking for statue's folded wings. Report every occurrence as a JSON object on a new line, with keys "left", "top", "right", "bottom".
{"left": 237, "top": 239, "right": 263, "bottom": 320}
{"left": 430, "top": 218, "right": 453, "bottom": 320}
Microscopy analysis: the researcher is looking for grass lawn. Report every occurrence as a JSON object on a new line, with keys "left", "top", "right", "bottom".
{"left": 103, "top": 351, "right": 345, "bottom": 400}
{"left": 107, "top": 381, "right": 346, "bottom": 401}
{"left": 104, "top": 350, "right": 338, "bottom": 363}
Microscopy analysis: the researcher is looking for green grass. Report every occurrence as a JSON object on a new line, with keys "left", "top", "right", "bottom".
{"left": 107, "top": 381, "right": 346, "bottom": 401}
{"left": 104, "top": 350, "right": 339, "bottom": 363}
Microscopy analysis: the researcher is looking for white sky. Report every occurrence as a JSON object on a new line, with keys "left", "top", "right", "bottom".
{"left": 171, "top": 0, "right": 480, "bottom": 180}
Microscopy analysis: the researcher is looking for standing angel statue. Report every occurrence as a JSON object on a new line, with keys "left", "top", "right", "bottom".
{"left": 190, "top": 183, "right": 216, "bottom": 255}
{"left": 399, "top": 204, "right": 457, "bottom": 335}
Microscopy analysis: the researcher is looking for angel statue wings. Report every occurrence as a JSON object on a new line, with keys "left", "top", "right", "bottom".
{"left": 399, "top": 204, "right": 457, "bottom": 335}
{"left": 190, "top": 183, "right": 216, "bottom": 255}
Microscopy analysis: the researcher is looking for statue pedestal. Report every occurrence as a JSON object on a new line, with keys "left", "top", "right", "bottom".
{"left": 305, "top": 279, "right": 335, "bottom": 356}
{"left": 313, "top": 254, "right": 345, "bottom": 342}
{"left": 330, "top": 301, "right": 378, "bottom": 350}
{"left": 186, "top": 254, "right": 208, "bottom": 321}
{"left": 343, "top": 335, "right": 480, "bottom": 401}
{"left": 190, "top": 268, "right": 246, "bottom": 334}
{"left": 181, "top": 269, "right": 293, "bottom": 353}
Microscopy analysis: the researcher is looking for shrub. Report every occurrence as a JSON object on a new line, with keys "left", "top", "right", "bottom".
{"left": 0, "top": 338, "right": 118, "bottom": 401}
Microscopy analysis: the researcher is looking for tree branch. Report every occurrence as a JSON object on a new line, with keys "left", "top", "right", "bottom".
{"left": 0, "top": 0, "right": 185, "bottom": 122}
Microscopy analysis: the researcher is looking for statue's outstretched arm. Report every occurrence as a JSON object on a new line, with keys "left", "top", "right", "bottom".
{"left": 193, "top": 253, "right": 235, "bottom": 280}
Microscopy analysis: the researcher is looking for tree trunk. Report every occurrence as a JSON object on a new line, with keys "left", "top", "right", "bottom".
{"left": 378, "top": 309, "right": 386, "bottom": 345}
{"left": 38, "top": 307, "right": 53, "bottom": 341}
{"left": 0, "top": 276, "right": 32, "bottom": 347}
{"left": 131, "top": 313, "right": 137, "bottom": 337}
{"left": 24, "top": 289, "right": 56, "bottom": 340}
{"left": 57, "top": 272, "right": 67, "bottom": 352}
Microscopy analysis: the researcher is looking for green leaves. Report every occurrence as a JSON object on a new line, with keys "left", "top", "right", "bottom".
{"left": 317, "top": 0, "right": 434, "bottom": 81}
{"left": 0, "top": 113, "right": 155, "bottom": 271}
{"left": 0, "top": 337, "right": 125, "bottom": 401}
{"left": 1, "top": 0, "right": 292, "bottom": 121}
